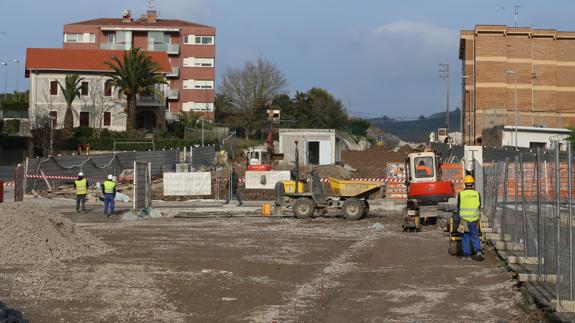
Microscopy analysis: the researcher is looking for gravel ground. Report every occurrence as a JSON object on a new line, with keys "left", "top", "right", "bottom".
{"left": 0, "top": 201, "right": 543, "bottom": 322}
{"left": 0, "top": 201, "right": 110, "bottom": 264}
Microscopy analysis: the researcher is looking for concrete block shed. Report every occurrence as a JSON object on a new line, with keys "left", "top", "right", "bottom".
{"left": 279, "top": 129, "right": 350, "bottom": 165}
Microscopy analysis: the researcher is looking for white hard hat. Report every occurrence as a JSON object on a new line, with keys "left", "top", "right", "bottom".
{"left": 107, "top": 174, "right": 113, "bottom": 180}
{"left": 78, "top": 172, "right": 84, "bottom": 177}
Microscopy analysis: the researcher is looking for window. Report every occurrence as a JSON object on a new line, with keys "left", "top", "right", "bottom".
{"left": 183, "top": 102, "right": 214, "bottom": 112}
{"left": 183, "top": 80, "right": 214, "bottom": 90}
{"left": 79, "top": 112, "right": 89, "bottom": 127}
{"left": 194, "top": 80, "right": 214, "bottom": 89}
{"left": 182, "top": 79, "right": 194, "bottom": 89}
{"left": 183, "top": 57, "right": 194, "bottom": 67}
{"left": 183, "top": 35, "right": 194, "bottom": 44}
{"left": 194, "top": 58, "right": 214, "bottom": 67}
{"left": 529, "top": 142, "right": 546, "bottom": 150}
{"left": 414, "top": 157, "right": 434, "bottom": 179}
{"left": 49, "top": 111, "right": 57, "bottom": 128}
{"left": 80, "top": 81, "right": 89, "bottom": 96}
{"left": 183, "top": 57, "right": 214, "bottom": 67}
{"left": 65, "top": 33, "right": 80, "bottom": 43}
{"left": 64, "top": 33, "right": 95, "bottom": 43}
{"left": 107, "top": 33, "right": 116, "bottom": 43}
{"left": 104, "top": 81, "right": 112, "bottom": 97}
{"left": 50, "top": 81, "right": 58, "bottom": 95}
{"left": 195, "top": 36, "right": 214, "bottom": 45}
{"left": 103, "top": 112, "right": 111, "bottom": 126}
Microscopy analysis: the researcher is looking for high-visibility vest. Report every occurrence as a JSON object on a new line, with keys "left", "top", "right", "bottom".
{"left": 416, "top": 165, "right": 432, "bottom": 175}
{"left": 103, "top": 180, "right": 116, "bottom": 194}
{"left": 459, "top": 189, "right": 481, "bottom": 222}
{"left": 75, "top": 178, "right": 87, "bottom": 195}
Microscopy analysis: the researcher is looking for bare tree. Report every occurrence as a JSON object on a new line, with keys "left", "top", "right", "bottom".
{"left": 220, "top": 58, "right": 287, "bottom": 139}
{"left": 81, "top": 78, "right": 116, "bottom": 138}
{"left": 30, "top": 91, "right": 65, "bottom": 156}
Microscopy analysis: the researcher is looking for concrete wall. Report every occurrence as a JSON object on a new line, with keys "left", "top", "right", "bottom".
{"left": 279, "top": 129, "right": 337, "bottom": 165}
{"left": 163, "top": 172, "right": 211, "bottom": 196}
{"left": 245, "top": 170, "right": 290, "bottom": 189}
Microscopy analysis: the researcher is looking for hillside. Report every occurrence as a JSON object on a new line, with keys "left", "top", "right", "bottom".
{"left": 368, "top": 109, "right": 461, "bottom": 142}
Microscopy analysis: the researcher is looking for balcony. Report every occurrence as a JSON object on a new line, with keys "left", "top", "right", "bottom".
{"left": 167, "top": 89, "right": 179, "bottom": 100}
{"left": 147, "top": 42, "right": 180, "bottom": 55}
{"left": 100, "top": 42, "right": 132, "bottom": 50}
{"left": 136, "top": 94, "right": 165, "bottom": 107}
{"left": 166, "top": 67, "right": 179, "bottom": 78}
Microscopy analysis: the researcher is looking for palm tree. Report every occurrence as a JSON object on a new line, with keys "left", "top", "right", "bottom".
{"left": 105, "top": 48, "right": 167, "bottom": 130}
{"left": 58, "top": 74, "right": 84, "bottom": 134}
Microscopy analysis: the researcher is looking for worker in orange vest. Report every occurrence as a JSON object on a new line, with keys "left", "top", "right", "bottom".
{"left": 416, "top": 160, "right": 432, "bottom": 177}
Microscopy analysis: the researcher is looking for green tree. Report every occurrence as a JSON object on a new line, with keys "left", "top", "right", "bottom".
{"left": 58, "top": 74, "right": 84, "bottom": 134}
{"left": 105, "top": 48, "right": 167, "bottom": 130}
{"left": 281, "top": 88, "right": 348, "bottom": 130}
{"left": 220, "top": 58, "right": 287, "bottom": 139}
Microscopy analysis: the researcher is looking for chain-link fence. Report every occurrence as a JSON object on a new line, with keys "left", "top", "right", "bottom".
{"left": 483, "top": 144, "right": 575, "bottom": 308}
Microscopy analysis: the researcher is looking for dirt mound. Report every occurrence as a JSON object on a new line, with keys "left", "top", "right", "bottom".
{"left": 342, "top": 148, "right": 409, "bottom": 178}
{"left": 303, "top": 165, "right": 352, "bottom": 179}
{"left": 0, "top": 202, "right": 110, "bottom": 264}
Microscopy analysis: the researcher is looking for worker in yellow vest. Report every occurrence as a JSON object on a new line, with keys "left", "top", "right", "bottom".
{"left": 74, "top": 172, "right": 88, "bottom": 213}
{"left": 102, "top": 174, "right": 117, "bottom": 217}
{"left": 457, "top": 175, "right": 483, "bottom": 261}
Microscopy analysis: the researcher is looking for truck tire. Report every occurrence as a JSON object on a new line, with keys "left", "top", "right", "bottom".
{"left": 342, "top": 198, "right": 365, "bottom": 220}
{"left": 362, "top": 200, "right": 370, "bottom": 217}
{"left": 292, "top": 198, "right": 315, "bottom": 219}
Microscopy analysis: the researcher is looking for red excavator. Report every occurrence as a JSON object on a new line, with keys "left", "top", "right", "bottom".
{"left": 246, "top": 124, "right": 283, "bottom": 171}
{"left": 402, "top": 151, "right": 455, "bottom": 230}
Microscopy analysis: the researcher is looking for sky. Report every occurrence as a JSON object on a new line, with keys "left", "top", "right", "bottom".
{"left": 1, "top": 0, "right": 574, "bottom": 119}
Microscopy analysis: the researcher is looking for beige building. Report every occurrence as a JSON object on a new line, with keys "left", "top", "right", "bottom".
{"left": 460, "top": 25, "right": 575, "bottom": 144}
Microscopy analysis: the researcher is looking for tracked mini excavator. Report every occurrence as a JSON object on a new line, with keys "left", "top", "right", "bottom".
{"left": 402, "top": 151, "right": 455, "bottom": 231}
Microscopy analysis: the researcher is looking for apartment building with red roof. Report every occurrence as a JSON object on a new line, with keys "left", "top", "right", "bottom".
{"left": 26, "top": 48, "right": 172, "bottom": 131}
{"left": 25, "top": 8, "right": 215, "bottom": 131}
{"left": 63, "top": 9, "right": 216, "bottom": 120}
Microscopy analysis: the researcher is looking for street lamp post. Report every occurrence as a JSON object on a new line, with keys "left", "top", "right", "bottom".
{"left": 439, "top": 64, "right": 450, "bottom": 133}
{"left": 12, "top": 59, "right": 20, "bottom": 93}
{"left": 506, "top": 70, "right": 518, "bottom": 150}
{"left": 1, "top": 62, "right": 7, "bottom": 101}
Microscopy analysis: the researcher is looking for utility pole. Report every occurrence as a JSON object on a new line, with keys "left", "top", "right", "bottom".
{"left": 13, "top": 59, "right": 20, "bottom": 93}
{"left": 439, "top": 64, "right": 450, "bottom": 133}
{"left": 1, "top": 62, "right": 7, "bottom": 101}
{"left": 514, "top": 5, "right": 522, "bottom": 27}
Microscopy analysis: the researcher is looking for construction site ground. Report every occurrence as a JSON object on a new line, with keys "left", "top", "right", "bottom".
{"left": 0, "top": 198, "right": 544, "bottom": 322}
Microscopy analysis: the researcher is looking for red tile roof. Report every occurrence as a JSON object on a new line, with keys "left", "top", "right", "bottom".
{"left": 66, "top": 18, "right": 213, "bottom": 29}
{"left": 25, "top": 48, "right": 171, "bottom": 73}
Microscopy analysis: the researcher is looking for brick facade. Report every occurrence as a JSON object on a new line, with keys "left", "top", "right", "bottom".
{"left": 62, "top": 10, "right": 216, "bottom": 122}
{"left": 460, "top": 25, "right": 575, "bottom": 144}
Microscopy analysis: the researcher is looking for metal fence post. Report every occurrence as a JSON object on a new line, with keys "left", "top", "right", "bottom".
{"left": 537, "top": 148, "right": 542, "bottom": 276}
{"left": 568, "top": 143, "right": 574, "bottom": 301}
{"left": 520, "top": 153, "right": 528, "bottom": 257}
{"left": 514, "top": 155, "right": 519, "bottom": 243}
{"left": 555, "top": 144, "right": 561, "bottom": 304}
{"left": 491, "top": 162, "right": 500, "bottom": 225}
{"left": 502, "top": 158, "right": 510, "bottom": 234}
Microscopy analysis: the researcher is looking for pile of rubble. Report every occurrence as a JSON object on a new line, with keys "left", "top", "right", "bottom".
{"left": 0, "top": 202, "right": 110, "bottom": 264}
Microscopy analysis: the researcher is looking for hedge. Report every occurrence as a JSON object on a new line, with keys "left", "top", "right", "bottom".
{"left": 66, "top": 137, "right": 218, "bottom": 151}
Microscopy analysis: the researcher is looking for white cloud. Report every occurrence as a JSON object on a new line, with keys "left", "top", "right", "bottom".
{"left": 371, "top": 20, "right": 458, "bottom": 51}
